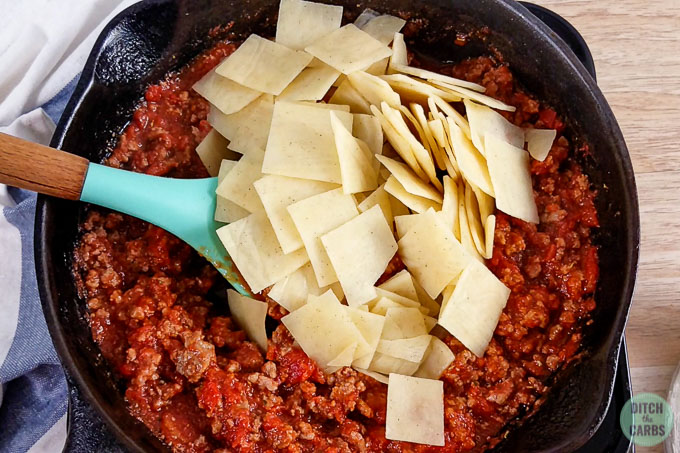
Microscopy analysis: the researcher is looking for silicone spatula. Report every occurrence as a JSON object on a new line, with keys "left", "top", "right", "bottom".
{"left": 0, "top": 132, "right": 250, "bottom": 296}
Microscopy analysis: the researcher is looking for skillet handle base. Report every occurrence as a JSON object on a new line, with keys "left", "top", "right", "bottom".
{"left": 519, "top": 2, "right": 596, "bottom": 79}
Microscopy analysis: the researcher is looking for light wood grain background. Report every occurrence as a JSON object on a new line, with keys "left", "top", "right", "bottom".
{"left": 532, "top": 0, "right": 680, "bottom": 451}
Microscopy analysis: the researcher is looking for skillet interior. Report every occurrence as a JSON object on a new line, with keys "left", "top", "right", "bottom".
{"left": 36, "top": 0, "right": 639, "bottom": 451}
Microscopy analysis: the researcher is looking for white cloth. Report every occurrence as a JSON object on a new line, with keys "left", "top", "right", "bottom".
{"left": 0, "top": 0, "right": 141, "bottom": 131}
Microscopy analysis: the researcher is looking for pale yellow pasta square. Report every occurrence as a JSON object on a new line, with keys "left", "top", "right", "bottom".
{"left": 287, "top": 188, "right": 359, "bottom": 286}
{"left": 386, "top": 374, "right": 445, "bottom": 446}
{"left": 262, "top": 101, "right": 353, "bottom": 183}
{"left": 276, "top": 0, "right": 343, "bottom": 51}
{"left": 305, "top": 24, "right": 392, "bottom": 74}
{"left": 320, "top": 205, "right": 397, "bottom": 306}
{"left": 216, "top": 34, "right": 312, "bottom": 95}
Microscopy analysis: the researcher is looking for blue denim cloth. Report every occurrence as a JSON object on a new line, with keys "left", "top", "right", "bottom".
{"left": 0, "top": 78, "right": 78, "bottom": 453}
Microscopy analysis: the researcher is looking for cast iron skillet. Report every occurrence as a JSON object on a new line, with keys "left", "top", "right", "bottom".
{"left": 35, "top": 0, "right": 640, "bottom": 451}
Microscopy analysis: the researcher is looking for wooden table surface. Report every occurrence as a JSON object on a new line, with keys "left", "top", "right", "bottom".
{"left": 531, "top": 0, "right": 680, "bottom": 450}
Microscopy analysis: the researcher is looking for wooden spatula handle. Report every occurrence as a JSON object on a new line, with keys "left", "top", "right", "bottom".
{"left": 0, "top": 132, "right": 89, "bottom": 200}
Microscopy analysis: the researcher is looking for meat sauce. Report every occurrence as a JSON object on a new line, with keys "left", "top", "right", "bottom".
{"left": 73, "top": 40, "right": 599, "bottom": 453}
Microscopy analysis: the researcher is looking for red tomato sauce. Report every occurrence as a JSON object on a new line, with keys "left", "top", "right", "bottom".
{"left": 73, "top": 42, "right": 599, "bottom": 453}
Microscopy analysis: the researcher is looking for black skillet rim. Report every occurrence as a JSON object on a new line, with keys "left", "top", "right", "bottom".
{"left": 37, "top": 3, "right": 174, "bottom": 450}
{"left": 34, "top": 0, "right": 640, "bottom": 451}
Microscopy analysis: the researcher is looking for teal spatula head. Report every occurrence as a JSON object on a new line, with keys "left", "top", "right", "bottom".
{"left": 81, "top": 163, "right": 250, "bottom": 296}
{"left": 0, "top": 132, "right": 250, "bottom": 296}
